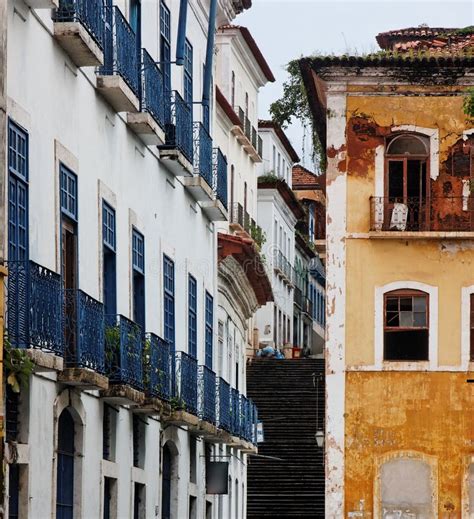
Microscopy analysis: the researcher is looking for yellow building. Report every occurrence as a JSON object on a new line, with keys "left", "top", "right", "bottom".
{"left": 301, "top": 27, "right": 474, "bottom": 518}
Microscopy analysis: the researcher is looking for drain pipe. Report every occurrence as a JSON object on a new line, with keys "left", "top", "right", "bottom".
{"left": 202, "top": 0, "right": 218, "bottom": 110}
{"left": 175, "top": 0, "right": 188, "bottom": 66}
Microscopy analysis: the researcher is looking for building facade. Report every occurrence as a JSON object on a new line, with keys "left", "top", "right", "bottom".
{"left": 3, "top": 0, "right": 260, "bottom": 517}
{"left": 301, "top": 26, "right": 474, "bottom": 518}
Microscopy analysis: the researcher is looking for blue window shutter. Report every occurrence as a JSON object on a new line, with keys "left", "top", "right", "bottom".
{"left": 132, "top": 229, "right": 145, "bottom": 331}
{"left": 188, "top": 275, "right": 197, "bottom": 358}
{"left": 7, "top": 120, "right": 29, "bottom": 261}
{"left": 56, "top": 409, "right": 75, "bottom": 519}
{"left": 205, "top": 292, "right": 213, "bottom": 369}
{"left": 163, "top": 256, "right": 175, "bottom": 352}
{"left": 103, "top": 202, "right": 117, "bottom": 316}
{"left": 160, "top": 2, "right": 171, "bottom": 95}
{"left": 60, "top": 165, "right": 78, "bottom": 221}
{"left": 184, "top": 40, "right": 193, "bottom": 106}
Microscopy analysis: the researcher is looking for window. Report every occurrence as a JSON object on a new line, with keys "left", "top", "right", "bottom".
{"left": 272, "top": 145, "right": 276, "bottom": 171}
{"left": 102, "top": 404, "right": 117, "bottom": 461}
{"left": 245, "top": 92, "right": 249, "bottom": 117}
{"left": 56, "top": 409, "right": 75, "bottom": 519}
{"left": 8, "top": 120, "right": 28, "bottom": 261}
{"left": 230, "top": 165, "right": 235, "bottom": 212}
{"left": 188, "top": 275, "right": 197, "bottom": 358}
{"left": 163, "top": 256, "right": 175, "bottom": 352}
{"left": 103, "top": 477, "right": 117, "bottom": 519}
{"left": 218, "top": 321, "right": 224, "bottom": 377}
{"left": 160, "top": 2, "right": 171, "bottom": 99}
{"left": 133, "top": 483, "right": 145, "bottom": 519}
{"left": 470, "top": 294, "right": 474, "bottom": 361}
{"left": 384, "top": 290, "right": 429, "bottom": 361}
{"left": 60, "top": 166, "right": 78, "bottom": 222}
{"left": 132, "top": 414, "right": 146, "bottom": 468}
{"left": 184, "top": 39, "right": 193, "bottom": 106}
{"left": 132, "top": 229, "right": 145, "bottom": 331}
{"left": 103, "top": 203, "right": 117, "bottom": 316}
{"left": 205, "top": 292, "right": 213, "bottom": 369}
{"left": 231, "top": 71, "right": 235, "bottom": 108}
{"left": 129, "top": 0, "right": 141, "bottom": 46}
{"left": 385, "top": 134, "right": 429, "bottom": 231}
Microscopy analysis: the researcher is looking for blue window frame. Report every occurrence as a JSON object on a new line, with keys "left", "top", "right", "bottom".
{"left": 56, "top": 408, "right": 75, "bottom": 519}
{"left": 184, "top": 39, "right": 193, "bottom": 106}
{"left": 205, "top": 292, "right": 213, "bottom": 369}
{"left": 8, "top": 121, "right": 29, "bottom": 262}
{"left": 129, "top": 0, "right": 141, "bottom": 46}
{"left": 163, "top": 256, "right": 175, "bottom": 352}
{"left": 103, "top": 202, "right": 117, "bottom": 316}
{"left": 188, "top": 275, "right": 197, "bottom": 358}
{"left": 160, "top": 2, "right": 171, "bottom": 95}
{"left": 132, "top": 229, "right": 145, "bottom": 331}
{"left": 60, "top": 165, "right": 78, "bottom": 221}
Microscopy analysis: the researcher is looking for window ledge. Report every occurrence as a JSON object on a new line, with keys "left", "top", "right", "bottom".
{"left": 381, "top": 361, "right": 430, "bottom": 371}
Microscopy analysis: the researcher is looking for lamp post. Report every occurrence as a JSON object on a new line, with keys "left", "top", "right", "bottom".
{"left": 313, "top": 372, "right": 324, "bottom": 450}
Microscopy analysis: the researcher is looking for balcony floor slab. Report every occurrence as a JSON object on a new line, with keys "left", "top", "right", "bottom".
{"left": 158, "top": 148, "right": 193, "bottom": 177}
{"left": 100, "top": 384, "right": 145, "bottom": 406}
{"left": 201, "top": 199, "right": 228, "bottom": 222}
{"left": 24, "top": 0, "right": 58, "bottom": 8}
{"left": 25, "top": 349, "right": 63, "bottom": 372}
{"left": 182, "top": 175, "right": 213, "bottom": 203}
{"left": 162, "top": 409, "right": 200, "bottom": 428}
{"left": 133, "top": 396, "right": 165, "bottom": 416}
{"left": 54, "top": 22, "right": 104, "bottom": 67}
{"left": 58, "top": 367, "right": 108, "bottom": 390}
{"left": 96, "top": 75, "right": 140, "bottom": 113}
{"left": 126, "top": 112, "right": 166, "bottom": 146}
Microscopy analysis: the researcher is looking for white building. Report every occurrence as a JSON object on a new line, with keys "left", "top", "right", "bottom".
{"left": 2, "top": 0, "right": 260, "bottom": 517}
{"left": 255, "top": 122, "right": 302, "bottom": 352}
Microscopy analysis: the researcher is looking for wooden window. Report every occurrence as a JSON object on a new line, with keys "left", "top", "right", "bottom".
{"left": 384, "top": 289, "right": 429, "bottom": 361}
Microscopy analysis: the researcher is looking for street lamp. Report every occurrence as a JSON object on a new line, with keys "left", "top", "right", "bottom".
{"left": 312, "top": 372, "right": 324, "bottom": 449}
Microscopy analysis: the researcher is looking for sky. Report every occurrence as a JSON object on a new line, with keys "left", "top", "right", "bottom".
{"left": 236, "top": 1, "right": 474, "bottom": 168}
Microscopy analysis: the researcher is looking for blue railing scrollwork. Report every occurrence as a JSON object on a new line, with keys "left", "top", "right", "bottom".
{"left": 164, "top": 91, "right": 193, "bottom": 163}
{"left": 141, "top": 49, "right": 165, "bottom": 130}
{"left": 193, "top": 122, "right": 213, "bottom": 188}
{"left": 212, "top": 148, "right": 228, "bottom": 209}
{"left": 174, "top": 351, "right": 198, "bottom": 415}
{"left": 198, "top": 365, "right": 217, "bottom": 424}
{"left": 144, "top": 333, "right": 171, "bottom": 401}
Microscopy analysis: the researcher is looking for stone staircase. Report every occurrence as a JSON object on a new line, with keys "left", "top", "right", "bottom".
{"left": 246, "top": 358, "right": 325, "bottom": 518}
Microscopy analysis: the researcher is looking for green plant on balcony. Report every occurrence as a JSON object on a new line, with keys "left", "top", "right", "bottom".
{"left": 104, "top": 325, "right": 121, "bottom": 364}
{"left": 249, "top": 221, "right": 267, "bottom": 250}
{"left": 170, "top": 394, "right": 186, "bottom": 411}
{"left": 4, "top": 337, "right": 34, "bottom": 393}
{"left": 258, "top": 172, "right": 280, "bottom": 184}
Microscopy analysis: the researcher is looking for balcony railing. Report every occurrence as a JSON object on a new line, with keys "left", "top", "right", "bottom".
{"left": 274, "top": 250, "right": 293, "bottom": 281}
{"left": 193, "top": 122, "right": 213, "bottom": 188}
{"left": 230, "top": 203, "right": 265, "bottom": 245}
{"left": 105, "top": 314, "right": 143, "bottom": 390}
{"left": 251, "top": 402, "right": 259, "bottom": 444}
{"left": 100, "top": 6, "right": 139, "bottom": 96}
{"left": 230, "top": 387, "right": 241, "bottom": 437}
{"left": 53, "top": 0, "right": 105, "bottom": 47}
{"left": 5, "top": 261, "right": 63, "bottom": 355}
{"left": 164, "top": 91, "right": 193, "bottom": 163}
{"left": 198, "top": 365, "right": 217, "bottom": 424}
{"left": 144, "top": 333, "right": 171, "bottom": 401}
{"left": 212, "top": 148, "right": 228, "bottom": 209}
{"left": 217, "top": 377, "right": 231, "bottom": 432}
{"left": 235, "top": 107, "right": 261, "bottom": 158}
{"left": 175, "top": 351, "right": 198, "bottom": 415}
{"left": 64, "top": 289, "right": 105, "bottom": 373}
{"left": 140, "top": 49, "right": 165, "bottom": 130}
{"left": 370, "top": 196, "right": 474, "bottom": 232}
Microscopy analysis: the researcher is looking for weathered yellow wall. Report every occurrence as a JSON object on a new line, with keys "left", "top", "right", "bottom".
{"left": 345, "top": 372, "right": 474, "bottom": 517}
{"left": 342, "top": 88, "right": 474, "bottom": 517}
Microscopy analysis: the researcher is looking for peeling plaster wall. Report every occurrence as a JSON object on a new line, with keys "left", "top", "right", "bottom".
{"left": 340, "top": 83, "right": 474, "bottom": 518}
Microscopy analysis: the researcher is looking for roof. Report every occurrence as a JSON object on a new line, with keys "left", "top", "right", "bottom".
{"left": 257, "top": 176, "right": 306, "bottom": 220}
{"left": 258, "top": 120, "right": 300, "bottom": 163}
{"left": 292, "top": 164, "right": 325, "bottom": 191}
{"left": 218, "top": 233, "right": 273, "bottom": 306}
{"left": 216, "top": 86, "right": 241, "bottom": 126}
{"left": 376, "top": 26, "right": 474, "bottom": 52}
{"left": 217, "top": 25, "right": 275, "bottom": 82}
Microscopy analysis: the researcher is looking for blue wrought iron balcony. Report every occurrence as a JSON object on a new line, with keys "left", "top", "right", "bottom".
{"left": 212, "top": 148, "right": 228, "bottom": 210}
{"left": 174, "top": 351, "right": 198, "bottom": 415}
{"left": 198, "top": 365, "right": 217, "bottom": 425}
{"left": 144, "top": 333, "right": 172, "bottom": 401}
{"left": 217, "top": 377, "right": 231, "bottom": 432}
{"left": 162, "top": 91, "right": 193, "bottom": 166}
{"left": 97, "top": 6, "right": 139, "bottom": 112}
{"left": 193, "top": 122, "right": 213, "bottom": 188}
{"left": 230, "top": 387, "right": 241, "bottom": 437}
{"left": 53, "top": 0, "right": 105, "bottom": 49}
{"left": 251, "top": 402, "right": 259, "bottom": 445}
{"left": 6, "top": 261, "right": 63, "bottom": 356}
{"left": 63, "top": 289, "right": 105, "bottom": 373}
{"left": 241, "top": 396, "right": 257, "bottom": 443}
{"left": 105, "top": 314, "right": 143, "bottom": 390}
{"left": 140, "top": 49, "right": 165, "bottom": 131}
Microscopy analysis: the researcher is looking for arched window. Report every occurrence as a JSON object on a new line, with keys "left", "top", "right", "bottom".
{"left": 56, "top": 408, "right": 75, "bottom": 519}
{"left": 384, "top": 134, "right": 430, "bottom": 231}
{"left": 384, "top": 289, "right": 429, "bottom": 361}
